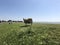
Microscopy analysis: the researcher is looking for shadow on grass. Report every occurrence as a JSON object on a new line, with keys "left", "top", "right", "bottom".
{"left": 20, "top": 25, "right": 31, "bottom": 27}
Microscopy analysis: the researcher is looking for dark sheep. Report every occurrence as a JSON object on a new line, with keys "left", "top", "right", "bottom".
{"left": 23, "top": 18, "right": 33, "bottom": 25}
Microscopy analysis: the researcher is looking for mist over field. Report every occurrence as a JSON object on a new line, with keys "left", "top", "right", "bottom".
{"left": 34, "top": 22, "right": 60, "bottom": 24}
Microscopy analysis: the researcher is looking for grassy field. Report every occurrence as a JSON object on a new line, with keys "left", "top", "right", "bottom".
{"left": 0, "top": 22, "right": 60, "bottom": 45}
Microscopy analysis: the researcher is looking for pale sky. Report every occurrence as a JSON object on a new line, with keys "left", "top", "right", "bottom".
{"left": 0, "top": 0, "right": 60, "bottom": 22}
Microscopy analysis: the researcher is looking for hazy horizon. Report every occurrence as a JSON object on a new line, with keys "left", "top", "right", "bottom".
{"left": 0, "top": 0, "right": 60, "bottom": 22}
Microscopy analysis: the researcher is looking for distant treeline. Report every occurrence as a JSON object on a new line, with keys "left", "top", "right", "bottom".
{"left": 0, "top": 20, "right": 23, "bottom": 23}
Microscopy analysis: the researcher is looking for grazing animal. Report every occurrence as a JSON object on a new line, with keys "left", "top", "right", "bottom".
{"left": 8, "top": 20, "right": 12, "bottom": 24}
{"left": 23, "top": 18, "right": 33, "bottom": 25}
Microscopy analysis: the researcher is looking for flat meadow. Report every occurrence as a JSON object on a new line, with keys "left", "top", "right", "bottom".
{"left": 0, "top": 22, "right": 60, "bottom": 45}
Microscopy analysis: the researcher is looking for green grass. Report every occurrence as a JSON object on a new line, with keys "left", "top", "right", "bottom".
{"left": 0, "top": 22, "right": 60, "bottom": 45}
